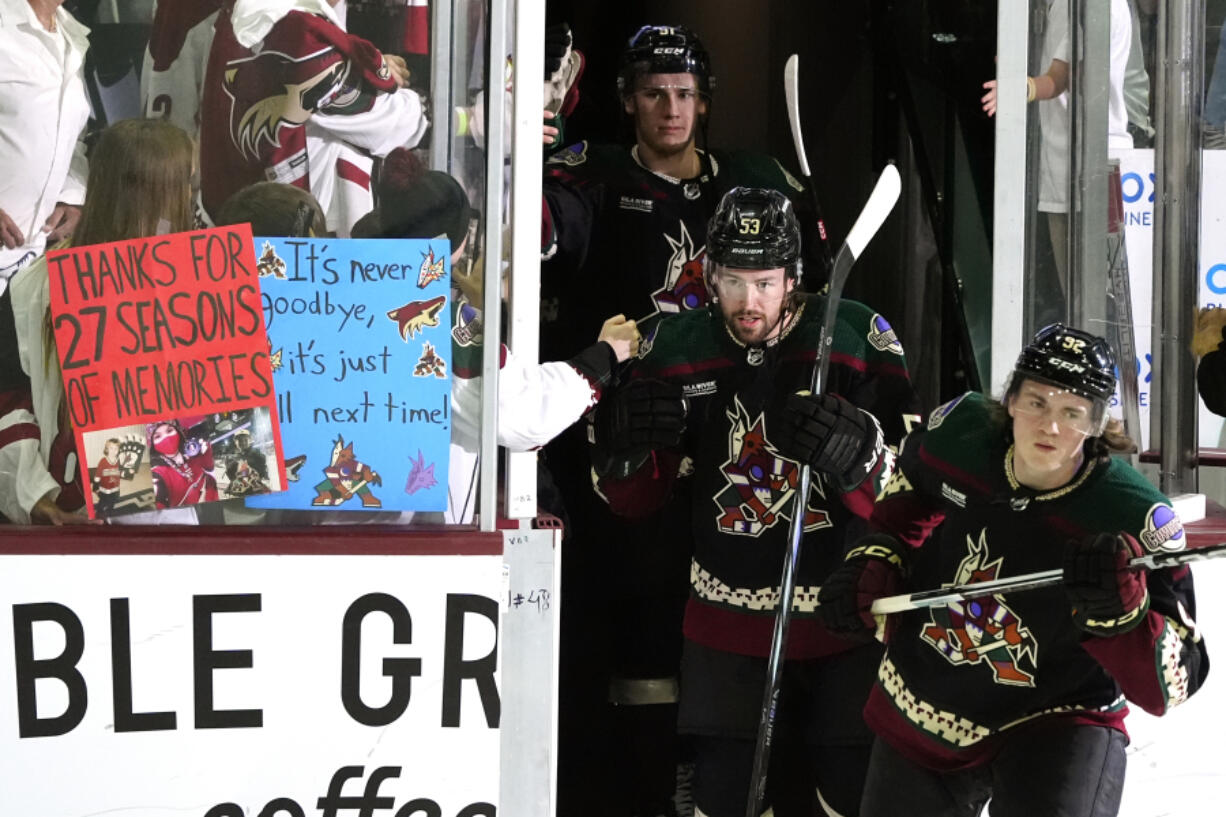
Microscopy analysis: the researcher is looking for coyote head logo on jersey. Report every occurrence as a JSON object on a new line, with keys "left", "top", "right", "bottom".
{"left": 713, "top": 396, "right": 832, "bottom": 537}
{"left": 651, "top": 221, "right": 710, "bottom": 316}
{"left": 920, "top": 529, "right": 1038, "bottom": 687}
{"left": 223, "top": 48, "right": 348, "bottom": 161}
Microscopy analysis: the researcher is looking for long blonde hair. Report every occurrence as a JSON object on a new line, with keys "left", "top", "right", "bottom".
{"left": 44, "top": 119, "right": 195, "bottom": 377}
{"left": 72, "top": 118, "right": 195, "bottom": 246}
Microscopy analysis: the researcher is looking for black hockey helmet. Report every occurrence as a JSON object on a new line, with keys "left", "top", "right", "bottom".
{"left": 1005, "top": 323, "right": 1117, "bottom": 434}
{"left": 617, "top": 25, "right": 715, "bottom": 97}
{"left": 706, "top": 187, "right": 801, "bottom": 273}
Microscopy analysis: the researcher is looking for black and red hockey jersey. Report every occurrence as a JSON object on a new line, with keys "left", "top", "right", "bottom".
{"left": 863, "top": 391, "right": 1209, "bottom": 771}
{"left": 540, "top": 141, "right": 814, "bottom": 362}
{"left": 598, "top": 294, "right": 919, "bottom": 660}
{"left": 198, "top": 1, "right": 427, "bottom": 234}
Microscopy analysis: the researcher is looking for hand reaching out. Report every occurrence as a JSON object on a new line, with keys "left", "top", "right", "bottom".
{"left": 598, "top": 314, "right": 641, "bottom": 362}
{"left": 981, "top": 79, "right": 998, "bottom": 117}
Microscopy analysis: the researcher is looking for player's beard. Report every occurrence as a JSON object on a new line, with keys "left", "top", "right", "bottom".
{"left": 726, "top": 305, "right": 789, "bottom": 346}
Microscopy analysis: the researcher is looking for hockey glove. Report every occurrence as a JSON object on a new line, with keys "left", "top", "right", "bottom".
{"left": 770, "top": 392, "right": 882, "bottom": 490}
{"left": 1063, "top": 532, "right": 1149, "bottom": 636}
{"left": 591, "top": 379, "right": 686, "bottom": 480}
{"left": 818, "top": 534, "right": 906, "bottom": 638}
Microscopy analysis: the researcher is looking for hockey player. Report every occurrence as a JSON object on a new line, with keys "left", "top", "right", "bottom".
{"left": 198, "top": 0, "right": 428, "bottom": 236}
{"left": 540, "top": 26, "right": 820, "bottom": 815}
{"left": 541, "top": 24, "right": 817, "bottom": 358}
{"left": 592, "top": 187, "right": 918, "bottom": 817}
{"left": 818, "top": 324, "right": 1209, "bottom": 817}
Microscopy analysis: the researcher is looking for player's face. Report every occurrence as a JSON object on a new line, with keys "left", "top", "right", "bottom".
{"left": 624, "top": 73, "right": 707, "bottom": 157}
{"left": 1007, "top": 380, "right": 1094, "bottom": 489}
{"left": 711, "top": 265, "right": 794, "bottom": 345}
{"left": 103, "top": 442, "right": 118, "bottom": 458}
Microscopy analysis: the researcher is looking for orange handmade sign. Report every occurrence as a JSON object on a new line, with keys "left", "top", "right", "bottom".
{"left": 46, "top": 225, "right": 285, "bottom": 517}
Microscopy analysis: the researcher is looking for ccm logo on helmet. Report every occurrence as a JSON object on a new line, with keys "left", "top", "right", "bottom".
{"left": 1046, "top": 356, "right": 1086, "bottom": 373}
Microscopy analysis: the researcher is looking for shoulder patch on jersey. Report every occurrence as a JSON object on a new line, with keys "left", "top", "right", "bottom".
{"left": 547, "top": 140, "right": 590, "bottom": 167}
{"left": 772, "top": 158, "right": 806, "bottom": 193}
{"left": 636, "top": 324, "right": 658, "bottom": 360}
{"left": 1139, "top": 502, "right": 1185, "bottom": 553}
{"left": 867, "top": 313, "right": 903, "bottom": 355}
{"left": 927, "top": 393, "right": 969, "bottom": 430}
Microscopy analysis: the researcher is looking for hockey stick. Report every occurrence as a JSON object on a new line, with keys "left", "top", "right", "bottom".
{"left": 868, "top": 540, "right": 1226, "bottom": 616}
{"left": 784, "top": 54, "right": 836, "bottom": 286}
{"left": 746, "top": 163, "right": 902, "bottom": 817}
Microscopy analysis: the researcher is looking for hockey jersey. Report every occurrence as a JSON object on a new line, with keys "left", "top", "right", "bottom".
{"left": 141, "top": 0, "right": 223, "bottom": 139}
{"left": 198, "top": 0, "right": 428, "bottom": 235}
{"left": 540, "top": 141, "right": 814, "bottom": 362}
{"left": 598, "top": 294, "right": 919, "bottom": 660}
{"left": 864, "top": 392, "right": 1209, "bottom": 771}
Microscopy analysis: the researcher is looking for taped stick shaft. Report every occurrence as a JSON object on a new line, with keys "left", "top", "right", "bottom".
{"left": 746, "top": 164, "right": 902, "bottom": 817}
{"left": 869, "top": 541, "right": 1226, "bottom": 616}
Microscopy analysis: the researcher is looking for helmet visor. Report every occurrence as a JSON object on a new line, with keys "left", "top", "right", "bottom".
{"left": 1008, "top": 377, "right": 1108, "bottom": 437}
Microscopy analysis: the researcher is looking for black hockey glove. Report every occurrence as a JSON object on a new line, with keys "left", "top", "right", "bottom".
{"left": 770, "top": 392, "right": 882, "bottom": 490}
{"left": 818, "top": 534, "right": 906, "bottom": 639}
{"left": 1063, "top": 532, "right": 1149, "bottom": 636}
{"left": 591, "top": 379, "right": 686, "bottom": 480}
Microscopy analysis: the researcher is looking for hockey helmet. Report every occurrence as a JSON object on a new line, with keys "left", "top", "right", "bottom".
{"left": 706, "top": 187, "right": 801, "bottom": 274}
{"left": 617, "top": 25, "right": 715, "bottom": 97}
{"left": 1005, "top": 323, "right": 1117, "bottom": 435}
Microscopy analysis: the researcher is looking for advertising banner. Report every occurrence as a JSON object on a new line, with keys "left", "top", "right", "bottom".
{"left": 1113, "top": 149, "right": 1226, "bottom": 450}
{"left": 0, "top": 553, "right": 502, "bottom": 816}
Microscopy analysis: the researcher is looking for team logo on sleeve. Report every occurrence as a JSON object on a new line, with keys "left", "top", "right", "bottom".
{"left": 927, "top": 393, "right": 967, "bottom": 430}
{"left": 867, "top": 314, "right": 903, "bottom": 354}
{"left": 650, "top": 221, "right": 710, "bottom": 316}
{"left": 1139, "top": 503, "right": 1185, "bottom": 552}
{"left": 920, "top": 530, "right": 1038, "bottom": 687}
{"left": 546, "top": 140, "right": 590, "bottom": 167}
{"left": 712, "top": 397, "right": 831, "bottom": 537}
{"left": 452, "top": 299, "right": 483, "bottom": 347}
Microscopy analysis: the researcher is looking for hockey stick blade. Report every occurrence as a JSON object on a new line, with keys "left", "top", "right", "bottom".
{"left": 869, "top": 541, "right": 1226, "bottom": 616}
{"left": 841, "top": 163, "right": 901, "bottom": 270}
{"left": 812, "top": 163, "right": 902, "bottom": 396}
{"left": 784, "top": 55, "right": 811, "bottom": 177}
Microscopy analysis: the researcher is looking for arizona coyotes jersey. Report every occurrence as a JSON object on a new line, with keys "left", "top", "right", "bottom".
{"left": 599, "top": 295, "right": 919, "bottom": 660}
{"left": 199, "top": 2, "right": 426, "bottom": 234}
{"left": 864, "top": 392, "right": 1208, "bottom": 771}
{"left": 541, "top": 142, "right": 811, "bottom": 362}
{"left": 141, "top": 0, "right": 223, "bottom": 138}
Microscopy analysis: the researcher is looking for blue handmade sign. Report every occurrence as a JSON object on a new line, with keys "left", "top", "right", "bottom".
{"left": 246, "top": 238, "right": 451, "bottom": 512}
